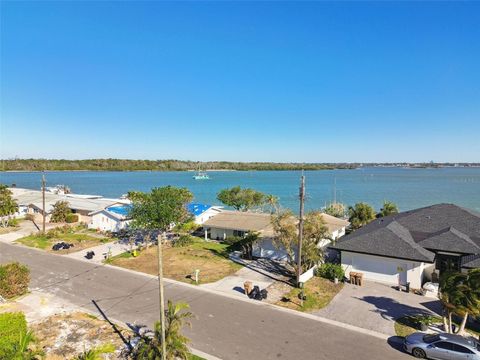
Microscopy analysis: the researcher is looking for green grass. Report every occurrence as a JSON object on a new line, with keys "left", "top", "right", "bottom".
{"left": 0, "top": 312, "right": 28, "bottom": 359}
{"left": 109, "top": 238, "right": 242, "bottom": 284}
{"left": 276, "top": 277, "right": 343, "bottom": 312}
{"left": 188, "top": 354, "right": 206, "bottom": 360}
{"left": 16, "top": 232, "right": 110, "bottom": 251}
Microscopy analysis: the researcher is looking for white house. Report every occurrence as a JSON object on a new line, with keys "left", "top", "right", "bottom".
{"left": 186, "top": 203, "right": 223, "bottom": 224}
{"left": 332, "top": 204, "right": 480, "bottom": 290}
{"left": 202, "top": 210, "right": 349, "bottom": 261}
{"left": 88, "top": 205, "right": 131, "bottom": 232}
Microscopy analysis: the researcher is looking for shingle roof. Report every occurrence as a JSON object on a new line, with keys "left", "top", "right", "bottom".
{"left": 203, "top": 211, "right": 275, "bottom": 237}
{"left": 333, "top": 204, "right": 480, "bottom": 262}
{"left": 463, "top": 256, "right": 480, "bottom": 269}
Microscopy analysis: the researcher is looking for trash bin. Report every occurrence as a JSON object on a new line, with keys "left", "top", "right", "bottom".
{"left": 405, "top": 282, "right": 410, "bottom": 293}
{"left": 244, "top": 281, "right": 253, "bottom": 296}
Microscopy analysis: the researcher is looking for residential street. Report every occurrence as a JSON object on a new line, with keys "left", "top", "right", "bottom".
{"left": 0, "top": 242, "right": 411, "bottom": 360}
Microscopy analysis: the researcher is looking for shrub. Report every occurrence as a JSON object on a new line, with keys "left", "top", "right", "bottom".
{"left": 0, "top": 312, "right": 28, "bottom": 359}
{"left": 7, "top": 218, "right": 19, "bottom": 227}
{"left": 172, "top": 235, "right": 194, "bottom": 248}
{"left": 0, "top": 262, "right": 30, "bottom": 299}
{"left": 315, "top": 263, "right": 345, "bottom": 281}
{"left": 66, "top": 213, "right": 79, "bottom": 223}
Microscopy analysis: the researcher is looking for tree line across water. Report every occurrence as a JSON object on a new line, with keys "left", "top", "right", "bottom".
{"left": 1, "top": 159, "right": 359, "bottom": 172}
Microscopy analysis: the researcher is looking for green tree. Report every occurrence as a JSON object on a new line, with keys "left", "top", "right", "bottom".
{"left": 134, "top": 301, "right": 193, "bottom": 360}
{"left": 217, "top": 186, "right": 267, "bottom": 211}
{"left": 439, "top": 269, "right": 480, "bottom": 335}
{"left": 50, "top": 200, "right": 72, "bottom": 223}
{"left": 348, "top": 203, "right": 376, "bottom": 230}
{"left": 129, "top": 187, "right": 193, "bottom": 232}
{"left": 378, "top": 200, "right": 399, "bottom": 218}
{"left": 0, "top": 184, "right": 18, "bottom": 228}
{"left": 224, "top": 232, "right": 259, "bottom": 260}
{"left": 323, "top": 203, "right": 346, "bottom": 218}
{"left": 264, "top": 194, "right": 280, "bottom": 214}
{"left": 271, "top": 210, "right": 329, "bottom": 271}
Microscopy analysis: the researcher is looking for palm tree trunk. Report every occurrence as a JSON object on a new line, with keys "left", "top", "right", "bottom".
{"left": 456, "top": 312, "right": 469, "bottom": 335}
{"left": 448, "top": 311, "right": 453, "bottom": 333}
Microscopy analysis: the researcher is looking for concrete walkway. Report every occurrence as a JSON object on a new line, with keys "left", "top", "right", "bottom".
{"left": 63, "top": 240, "right": 134, "bottom": 264}
{"left": 201, "top": 266, "right": 275, "bottom": 297}
{"left": 314, "top": 281, "right": 442, "bottom": 336}
{"left": 0, "top": 220, "right": 42, "bottom": 243}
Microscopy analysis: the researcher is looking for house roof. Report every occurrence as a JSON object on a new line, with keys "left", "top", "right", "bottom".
{"left": 203, "top": 210, "right": 350, "bottom": 238}
{"left": 463, "top": 256, "right": 480, "bottom": 269}
{"left": 333, "top": 204, "right": 480, "bottom": 263}
{"left": 203, "top": 211, "right": 275, "bottom": 237}
{"left": 186, "top": 203, "right": 212, "bottom": 216}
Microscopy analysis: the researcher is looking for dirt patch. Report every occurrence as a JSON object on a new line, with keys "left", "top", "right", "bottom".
{"left": 32, "top": 312, "right": 129, "bottom": 359}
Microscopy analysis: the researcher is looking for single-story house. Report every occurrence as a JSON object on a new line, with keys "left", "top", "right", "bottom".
{"left": 186, "top": 203, "right": 223, "bottom": 224}
{"left": 202, "top": 210, "right": 350, "bottom": 261}
{"left": 331, "top": 203, "right": 480, "bottom": 289}
{"left": 88, "top": 205, "right": 132, "bottom": 232}
{"left": 11, "top": 188, "right": 126, "bottom": 223}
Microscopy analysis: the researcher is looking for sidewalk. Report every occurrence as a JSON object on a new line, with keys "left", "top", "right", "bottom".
{"left": 63, "top": 240, "right": 134, "bottom": 264}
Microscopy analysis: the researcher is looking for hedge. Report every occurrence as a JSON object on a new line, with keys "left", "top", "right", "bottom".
{"left": 0, "top": 262, "right": 30, "bottom": 299}
{"left": 315, "top": 263, "right": 345, "bottom": 281}
{"left": 0, "top": 312, "right": 28, "bottom": 359}
{"left": 66, "top": 213, "right": 79, "bottom": 223}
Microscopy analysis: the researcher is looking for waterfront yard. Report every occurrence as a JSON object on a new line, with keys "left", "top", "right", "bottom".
{"left": 15, "top": 225, "right": 111, "bottom": 254}
{"left": 108, "top": 238, "right": 243, "bottom": 284}
{"left": 275, "top": 277, "right": 343, "bottom": 312}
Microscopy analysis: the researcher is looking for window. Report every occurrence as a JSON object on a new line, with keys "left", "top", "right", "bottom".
{"left": 452, "top": 344, "right": 474, "bottom": 354}
{"left": 434, "top": 341, "right": 455, "bottom": 351}
{"left": 233, "top": 230, "right": 245, "bottom": 237}
{"left": 423, "top": 334, "right": 440, "bottom": 343}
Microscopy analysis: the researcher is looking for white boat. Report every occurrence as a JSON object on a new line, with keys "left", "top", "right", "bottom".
{"left": 193, "top": 171, "right": 210, "bottom": 180}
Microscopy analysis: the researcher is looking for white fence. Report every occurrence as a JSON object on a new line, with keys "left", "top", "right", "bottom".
{"left": 299, "top": 265, "right": 317, "bottom": 283}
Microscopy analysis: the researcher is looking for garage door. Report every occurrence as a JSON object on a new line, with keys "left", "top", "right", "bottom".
{"left": 350, "top": 254, "right": 405, "bottom": 285}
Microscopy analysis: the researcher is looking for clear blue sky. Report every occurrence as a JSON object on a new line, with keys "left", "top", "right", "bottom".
{"left": 1, "top": 1, "right": 479, "bottom": 163}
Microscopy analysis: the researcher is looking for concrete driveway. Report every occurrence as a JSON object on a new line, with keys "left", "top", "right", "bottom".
{"left": 314, "top": 281, "right": 442, "bottom": 336}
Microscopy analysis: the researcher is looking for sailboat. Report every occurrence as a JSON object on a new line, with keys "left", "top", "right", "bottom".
{"left": 193, "top": 170, "right": 210, "bottom": 180}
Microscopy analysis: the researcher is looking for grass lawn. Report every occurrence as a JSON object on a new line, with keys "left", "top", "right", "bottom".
{"left": 16, "top": 230, "right": 110, "bottom": 254}
{"left": 275, "top": 277, "right": 343, "bottom": 312}
{"left": 395, "top": 314, "right": 480, "bottom": 337}
{"left": 108, "top": 238, "right": 242, "bottom": 284}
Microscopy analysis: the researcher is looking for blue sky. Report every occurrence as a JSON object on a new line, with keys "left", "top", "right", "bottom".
{"left": 1, "top": 1, "right": 479, "bottom": 162}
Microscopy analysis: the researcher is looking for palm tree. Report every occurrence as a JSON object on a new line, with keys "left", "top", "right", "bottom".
{"left": 13, "top": 330, "right": 44, "bottom": 359}
{"left": 439, "top": 269, "right": 480, "bottom": 334}
{"left": 378, "top": 201, "right": 399, "bottom": 218}
{"left": 134, "top": 301, "right": 194, "bottom": 360}
{"left": 348, "top": 203, "right": 376, "bottom": 230}
{"left": 264, "top": 194, "right": 279, "bottom": 214}
{"left": 75, "top": 344, "right": 115, "bottom": 360}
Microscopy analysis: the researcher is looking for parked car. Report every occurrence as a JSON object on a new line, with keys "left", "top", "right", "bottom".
{"left": 404, "top": 332, "right": 480, "bottom": 359}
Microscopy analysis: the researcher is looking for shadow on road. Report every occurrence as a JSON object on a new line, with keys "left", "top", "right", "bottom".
{"left": 92, "top": 299, "right": 132, "bottom": 350}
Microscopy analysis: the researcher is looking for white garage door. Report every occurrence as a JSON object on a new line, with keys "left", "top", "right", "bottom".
{"left": 346, "top": 253, "right": 406, "bottom": 285}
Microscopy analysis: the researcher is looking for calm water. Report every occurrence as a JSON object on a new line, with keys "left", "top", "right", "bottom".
{"left": 1, "top": 168, "right": 480, "bottom": 212}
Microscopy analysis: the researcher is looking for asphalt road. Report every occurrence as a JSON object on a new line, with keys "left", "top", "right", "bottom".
{"left": 0, "top": 242, "right": 411, "bottom": 360}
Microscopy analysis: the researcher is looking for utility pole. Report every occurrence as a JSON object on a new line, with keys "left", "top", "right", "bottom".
{"left": 157, "top": 232, "right": 167, "bottom": 360}
{"left": 42, "top": 174, "right": 46, "bottom": 233}
{"left": 296, "top": 173, "right": 305, "bottom": 287}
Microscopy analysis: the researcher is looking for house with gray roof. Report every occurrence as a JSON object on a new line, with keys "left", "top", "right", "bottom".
{"left": 331, "top": 203, "right": 480, "bottom": 289}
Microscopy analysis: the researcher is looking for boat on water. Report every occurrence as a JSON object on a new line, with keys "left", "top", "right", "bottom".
{"left": 193, "top": 171, "right": 210, "bottom": 180}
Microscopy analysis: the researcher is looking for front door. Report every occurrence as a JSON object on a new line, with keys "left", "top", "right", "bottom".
{"left": 436, "top": 254, "right": 461, "bottom": 274}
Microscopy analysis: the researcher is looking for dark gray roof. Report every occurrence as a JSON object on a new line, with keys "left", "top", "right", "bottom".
{"left": 418, "top": 227, "right": 480, "bottom": 254}
{"left": 463, "top": 255, "right": 480, "bottom": 269}
{"left": 333, "top": 204, "right": 480, "bottom": 262}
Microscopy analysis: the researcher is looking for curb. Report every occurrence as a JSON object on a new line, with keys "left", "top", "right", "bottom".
{"left": 102, "top": 263, "right": 393, "bottom": 341}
